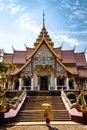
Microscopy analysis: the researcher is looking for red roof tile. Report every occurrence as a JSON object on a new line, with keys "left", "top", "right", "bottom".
{"left": 75, "top": 53, "right": 86, "bottom": 66}
{"left": 13, "top": 50, "right": 26, "bottom": 64}
{"left": 78, "top": 68, "right": 87, "bottom": 78}
{"left": 3, "top": 53, "right": 13, "bottom": 63}
{"left": 54, "top": 47, "right": 61, "bottom": 59}
{"left": 62, "top": 50, "right": 76, "bottom": 64}
{"left": 26, "top": 47, "right": 34, "bottom": 57}
{"left": 67, "top": 66, "right": 78, "bottom": 74}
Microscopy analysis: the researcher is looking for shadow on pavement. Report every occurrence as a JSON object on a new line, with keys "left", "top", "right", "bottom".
{"left": 0, "top": 125, "right": 7, "bottom": 130}
{"left": 46, "top": 125, "right": 59, "bottom": 130}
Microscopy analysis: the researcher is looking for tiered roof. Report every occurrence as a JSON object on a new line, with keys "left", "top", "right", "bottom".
{"left": 34, "top": 27, "right": 54, "bottom": 48}
{"left": 3, "top": 24, "right": 87, "bottom": 78}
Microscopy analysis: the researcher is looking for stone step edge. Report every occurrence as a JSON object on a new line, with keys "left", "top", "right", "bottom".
{"left": 6, "top": 121, "right": 78, "bottom": 126}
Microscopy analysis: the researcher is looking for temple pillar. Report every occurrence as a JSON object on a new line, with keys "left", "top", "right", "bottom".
{"left": 66, "top": 78, "right": 69, "bottom": 90}
{"left": 73, "top": 80, "right": 76, "bottom": 90}
{"left": 31, "top": 78, "right": 33, "bottom": 90}
{"left": 84, "top": 80, "right": 87, "bottom": 90}
{"left": 19, "top": 78, "right": 22, "bottom": 91}
{"left": 55, "top": 78, "right": 57, "bottom": 90}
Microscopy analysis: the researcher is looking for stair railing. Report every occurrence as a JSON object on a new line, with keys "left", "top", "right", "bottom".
{"left": 61, "top": 87, "right": 83, "bottom": 123}
{"left": 61, "top": 87, "right": 72, "bottom": 114}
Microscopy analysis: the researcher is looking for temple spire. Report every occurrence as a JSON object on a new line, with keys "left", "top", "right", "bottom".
{"left": 43, "top": 11, "right": 45, "bottom": 28}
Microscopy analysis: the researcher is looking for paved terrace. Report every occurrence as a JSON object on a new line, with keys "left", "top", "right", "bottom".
{"left": 0, "top": 121, "right": 87, "bottom": 130}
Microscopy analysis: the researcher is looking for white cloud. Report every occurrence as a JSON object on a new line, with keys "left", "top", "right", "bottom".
{"left": 69, "top": 30, "right": 87, "bottom": 36}
{"left": 70, "top": 9, "right": 86, "bottom": 20}
{"left": 0, "top": 30, "right": 32, "bottom": 52}
{"left": 6, "top": 3, "right": 25, "bottom": 14}
{"left": 16, "top": 14, "right": 41, "bottom": 34}
{"left": 70, "top": 24, "right": 77, "bottom": 28}
{"left": 0, "top": 1, "right": 5, "bottom": 11}
{"left": 0, "top": 0, "right": 25, "bottom": 14}
{"left": 73, "top": 10, "right": 85, "bottom": 18}
{"left": 54, "top": 34, "right": 79, "bottom": 47}
{"left": 58, "top": 0, "right": 80, "bottom": 10}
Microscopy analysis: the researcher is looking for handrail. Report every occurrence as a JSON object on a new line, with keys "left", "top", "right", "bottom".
{"left": 61, "top": 87, "right": 82, "bottom": 117}
{"left": 5, "top": 89, "right": 27, "bottom": 119}
{"left": 61, "top": 87, "right": 74, "bottom": 115}
{"left": 61, "top": 87, "right": 71, "bottom": 108}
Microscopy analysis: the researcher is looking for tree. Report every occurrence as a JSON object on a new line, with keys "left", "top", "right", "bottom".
{"left": 0, "top": 62, "right": 16, "bottom": 90}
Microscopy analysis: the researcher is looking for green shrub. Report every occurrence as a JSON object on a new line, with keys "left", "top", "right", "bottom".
{"left": 67, "top": 92, "right": 76, "bottom": 104}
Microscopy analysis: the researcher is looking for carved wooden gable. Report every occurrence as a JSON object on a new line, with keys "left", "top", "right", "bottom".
{"left": 56, "top": 62, "right": 66, "bottom": 77}
{"left": 20, "top": 41, "right": 67, "bottom": 77}
{"left": 32, "top": 41, "right": 67, "bottom": 76}
{"left": 20, "top": 62, "right": 32, "bottom": 77}
{"left": 32, "top": 42, "right": 55, "bottom": 70}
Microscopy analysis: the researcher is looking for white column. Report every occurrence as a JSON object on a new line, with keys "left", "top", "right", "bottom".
{"left": 66, "top": 78, "right": 69, "bottom": 90}
{"left": 73, "top": 81, "right": 76, "bottom": 90}
{"left": 19, "top": 78, "right": 22, "bottom": 91}
{"left": 55, "top": 78, "right": 57, "bottom": 90}
{"left": 31, "top": 78, "right": 33, "bottom": 90}
{"left": 48, "top": 76, "right": 50, "bottom": 90}
{"left": 86, "top": 81, "right": 87, "bottom": 90}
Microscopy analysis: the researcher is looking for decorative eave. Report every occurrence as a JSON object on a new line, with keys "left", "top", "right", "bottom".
{"left": 14, "top": 36, "right": 75, "bottom": 75}
{"left": 56, "top": 58, "right": 75, "bottom": 75}
{"left": 14, "top": 58, "right": 31, "bottom": 75}
{"left": 27, "top": 36, "right": 59, "bottom": 59}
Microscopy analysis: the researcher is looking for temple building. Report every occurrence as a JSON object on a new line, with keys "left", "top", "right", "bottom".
{"left": 3, "top": 16, "right": 87, "bottom": 92}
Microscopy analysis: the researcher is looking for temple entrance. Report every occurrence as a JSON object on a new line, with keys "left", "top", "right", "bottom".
{"left": 40, "top": 76, "right": 48, "bottom": 90}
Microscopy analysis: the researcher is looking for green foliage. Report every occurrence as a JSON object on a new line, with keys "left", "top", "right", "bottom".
{"left": 67, "top": 92, "right": 77, "bottom": 104}
{"left": 0, "top": 62, "right": 16, "bottom": 73}
{"left": 0, "top": 62, "right": 16, "bottom": 89}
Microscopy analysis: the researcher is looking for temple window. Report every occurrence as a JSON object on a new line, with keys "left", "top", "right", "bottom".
{"left": 24, "top": 77, "right": 31, "bottom": 86}
{"left": 57, "top": 77, "right": 64, "bottom": 86}
{"left": 69, "top": 80, "right": 74, "bottom": 89}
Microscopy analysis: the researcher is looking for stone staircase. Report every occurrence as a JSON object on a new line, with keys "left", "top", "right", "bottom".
{"left": 15, "top": 93, "right": 71, "bottom": 122}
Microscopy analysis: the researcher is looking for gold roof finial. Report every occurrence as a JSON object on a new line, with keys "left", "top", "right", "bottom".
{"left": 43, "top": 10, "right": 45, "bottom": 28}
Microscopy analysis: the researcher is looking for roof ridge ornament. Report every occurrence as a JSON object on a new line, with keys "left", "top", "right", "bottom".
{"left": 12, "top": 45, "right": 14, "bottom": 51}
{"left": 84, "top": 48, "right": 86, "bottom": 53}
{"left": 73, "top": 45, "right": 76, "bottom": 51}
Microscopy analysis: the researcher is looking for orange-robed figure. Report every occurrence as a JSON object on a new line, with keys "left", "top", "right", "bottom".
{"left": 44, "top": 106, "right": 52, "bottom": 124}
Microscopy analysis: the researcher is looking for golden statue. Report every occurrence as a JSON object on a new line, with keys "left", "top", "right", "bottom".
{"left": 77, "top": 87, "right": 86, "bottom": 110}
{"left": 0, "top": 87, "right": 6, "bottom": 112}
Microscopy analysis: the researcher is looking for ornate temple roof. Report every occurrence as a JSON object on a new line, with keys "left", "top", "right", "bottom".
{"left": 3, "top": 42, "right": 87, "bottom": 78}
{"left": 3, "top": 13, "right": 87, "bottom": 78}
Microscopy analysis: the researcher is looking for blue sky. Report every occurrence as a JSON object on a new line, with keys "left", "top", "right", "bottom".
{"left": 0, "top": 0, "right": 87, "bottom": 59}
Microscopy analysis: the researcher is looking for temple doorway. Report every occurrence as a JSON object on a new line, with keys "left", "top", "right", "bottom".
{"left": 40, "top": 76, "right": 48, "bottom": 90}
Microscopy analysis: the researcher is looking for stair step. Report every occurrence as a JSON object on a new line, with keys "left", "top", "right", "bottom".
{"left": 15, "top": 94, "right": 71, "bottom": 122}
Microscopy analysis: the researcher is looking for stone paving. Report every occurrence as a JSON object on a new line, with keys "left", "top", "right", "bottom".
{"left": 0, "top": 122, "right": 87, "bottom": 130}
{"left": 0, "top": 124, "right": 87, "bottom": 130}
